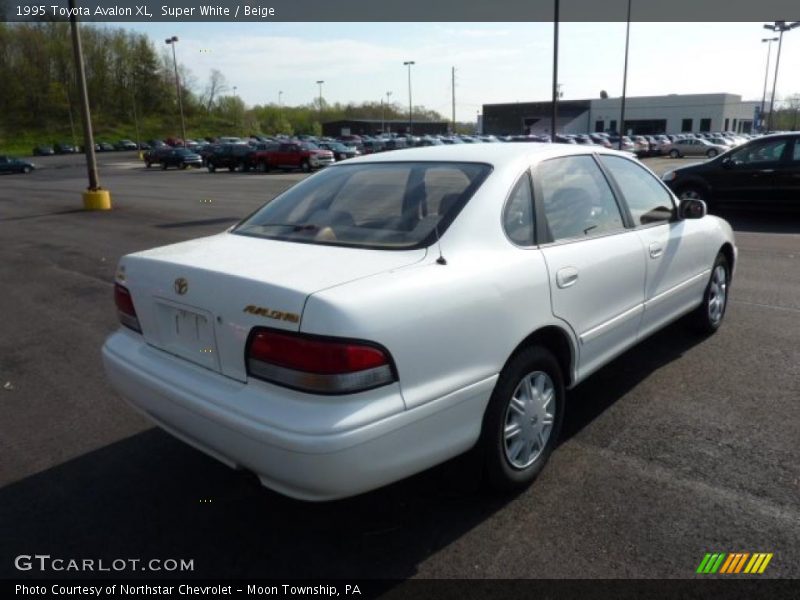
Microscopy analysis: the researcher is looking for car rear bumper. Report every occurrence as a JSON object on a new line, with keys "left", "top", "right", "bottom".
{"left": 102, "top": 330, "right": 495, "bottom": 501}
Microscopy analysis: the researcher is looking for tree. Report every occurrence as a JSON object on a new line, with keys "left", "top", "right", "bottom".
{"left": 202, "top": 69, "right": 228, "bottom": 113}
{"left": 600, "top": 90, "right": 609, "bottom": 99}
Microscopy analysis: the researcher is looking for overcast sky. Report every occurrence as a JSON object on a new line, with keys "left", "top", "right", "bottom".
{"left": 125, "top": 22, "right": 800, "bottom": 122}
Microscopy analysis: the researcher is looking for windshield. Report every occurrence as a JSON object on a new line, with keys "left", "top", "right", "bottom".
{"left": 234, "top": 162, "right": 492, "bottom": 249}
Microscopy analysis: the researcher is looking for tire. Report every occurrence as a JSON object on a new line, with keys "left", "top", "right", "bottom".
{"left": 180, "top": 163, "right": 188, "bottom": 170}
{"left": 257, "top": 161, "right": 268, "bottom": 173}
{"left": 228, "top": 165, "right": 236, "bottom": 172}
{"left": 300, "top": 160, "right": 311, "bottom": 173}
{"left": 22, "top": 166, "right": 32, "bottom": 174}
{"left": 669, "top": 149, "right": 680, "bottom": 158}
{"left": 481, "top": 345, "right": 565, "bottom": 492}
{"left": 706, "top": 149, "right": 718, "bottom": 158}
{"left": 161, "top": 162, "right": 168, "bottom": 170}
{"left": 238, "top": 161, "right": 247, "bottom": 172}
{"left": 145, "top": 161, "right": 151, "bottom": 168}
{"left": 690, "top": 253, "right": 730, "bottom": 335}
{"left": 207, "top": 163, "right": 216, "bottom": 173}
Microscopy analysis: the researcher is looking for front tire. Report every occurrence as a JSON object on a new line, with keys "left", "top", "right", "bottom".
{"left": 207, "top": 162, "right": 216, "bottom": 173}
{"left": 161, "top": 162, "right": 168, "bottom": 170}
{"left": 22, "top": 166, "right": 32, "bottom": 174}
{"left": 481, "top": 346, "right": 565, "bottom": 492}
{"left": 690, "top": 253, "right": 730, "bottom": 335}
{"left": 669, "top": 149, "right": 680, "bottom": 158}
{"left": 707, "top": 149, "right": 718, "bottom": 158}
{"left": 300, "top": 159, "right": 311, "bottom": 173}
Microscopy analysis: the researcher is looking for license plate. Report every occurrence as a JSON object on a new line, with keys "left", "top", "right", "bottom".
{"left": 156, "top": 303, "right": 218, "bottom": 371}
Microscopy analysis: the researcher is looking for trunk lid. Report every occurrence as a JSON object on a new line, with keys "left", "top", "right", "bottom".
{"left": 120, "top": 232, "right": 426, "bottom": 382}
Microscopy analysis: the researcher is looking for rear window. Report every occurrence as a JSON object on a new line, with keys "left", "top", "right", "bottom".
{"left": 233, "top": 162, "right": 492, "bottom": 249}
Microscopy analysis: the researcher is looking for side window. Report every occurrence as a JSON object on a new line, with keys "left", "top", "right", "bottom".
{"left": 600, "top": 155, "right": 675, "bottom": 226}
{"left": 536, "top": 155, "right": 624, "bottom": 242}
{"left": 503, "top": 173, "right": 535, "bottom": 246}
{"left": 791, "top": 140, "right": 800, "bottom": 162}
{"left": 729, "top": 139, "right": 787, "bottom": 165}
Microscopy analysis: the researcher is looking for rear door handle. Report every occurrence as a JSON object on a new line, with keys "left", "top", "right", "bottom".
{"left": 556, "top": 267, "right": 579, "bottom": 289}
{"left": 649, "top": 243, "right": 663, "bottom": 259}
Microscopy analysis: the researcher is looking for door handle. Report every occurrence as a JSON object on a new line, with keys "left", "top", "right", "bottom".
{"left": 649, "top": 243, "right": 663, "bottom": 259}
{"left": 758, "top": 169, "right": 775, "bottom": 174}
{"left": 556, "top": 267, "right": 579, "bottom": 289}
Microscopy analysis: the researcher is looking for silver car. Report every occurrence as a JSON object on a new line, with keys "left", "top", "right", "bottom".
{"left": 666, "top": 138, "right": 728, "bottom": 159}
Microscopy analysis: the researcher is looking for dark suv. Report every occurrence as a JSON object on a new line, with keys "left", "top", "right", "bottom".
{"left": 206, "top": 144, "right": 255, "bottom": 172}
{"left": 145, "top": 147, "right": 203, "bottom": 170}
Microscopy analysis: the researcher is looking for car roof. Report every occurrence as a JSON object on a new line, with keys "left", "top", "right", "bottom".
{"left": 340, "top": 141, "right": 631, "bottom": 168}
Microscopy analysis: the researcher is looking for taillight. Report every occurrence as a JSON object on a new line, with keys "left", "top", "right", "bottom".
{"left": 114, "top": 283, "right": 142, "bottom": 333}
{"left": 246, "top": 328, "right": 396, "bottom": 394}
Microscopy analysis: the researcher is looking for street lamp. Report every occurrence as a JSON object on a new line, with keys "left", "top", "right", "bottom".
{"left": 760, "top": 37, "right": 778, "bottom": 132}
{"left": 383, "top": 91, "right": 392, "bottom": 133}
{"left": 165, "top": 36, "right": 187, "bottom": 146}
{"left": 551, "top": 0, "right": 559, "bottom": 142}
{"left": 403, "top": 61, "right": 415, "bottom": 134}
{"left": 316, "top": 80, "right": 324, "bottom": 115}
{"left": 763, "top": 21, "right": 800, "bottom": 132}
{"left": 618, "top": 0, "right": 632, "bottom": 149}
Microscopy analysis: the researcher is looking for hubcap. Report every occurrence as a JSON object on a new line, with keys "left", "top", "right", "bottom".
{"left": 503, "top": 371, "right": 556, "bottom": 469}
{"left": 708, "top": 264, "right": 727, "bottom": 324}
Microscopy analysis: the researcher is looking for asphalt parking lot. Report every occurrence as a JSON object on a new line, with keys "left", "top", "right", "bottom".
{"left": 1, "top": 152, "right": 799, "bottom": 580}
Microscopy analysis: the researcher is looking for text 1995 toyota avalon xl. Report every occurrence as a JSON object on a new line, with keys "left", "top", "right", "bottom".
{"left": 102, "top": 144, "right": 736, "bottom": 501}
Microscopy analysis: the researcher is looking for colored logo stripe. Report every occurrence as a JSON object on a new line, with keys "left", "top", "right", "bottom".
{"left": 697, "top": 552, "right": 773, "bottom": 574}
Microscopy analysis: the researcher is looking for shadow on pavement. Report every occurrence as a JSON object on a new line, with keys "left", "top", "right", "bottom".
{"left": 712, "top": 208, "right": 800, "bottom": 234}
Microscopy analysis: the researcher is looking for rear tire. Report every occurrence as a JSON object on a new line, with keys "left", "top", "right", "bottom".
{"left": 481, "top": 346, "right": 565, "bottom": 492}
{"left": 300, "top": 159, "right": 311, "bottom": 173}
{"left": 669, "top": 149, "right": 680, "bottom": 158}
{"left": 690, "top": 253, "right": 730, "bottom": 335}
{"left": 707, "top": 149, "right": 718, "bottom": 158}
{"left": 207, "top": 163, "right": 216, "bottom": 173}
{"left": 22, "top": 166, "right": 32, "bottom": 174}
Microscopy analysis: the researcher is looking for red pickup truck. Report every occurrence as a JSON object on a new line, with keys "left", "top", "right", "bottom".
{"left": 251, "top": 142, "right": 335, "bottom": 173}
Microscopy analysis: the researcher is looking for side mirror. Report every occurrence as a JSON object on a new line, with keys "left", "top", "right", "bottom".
{"left": 678, "top": 198, "right": 707, "bottom": 220}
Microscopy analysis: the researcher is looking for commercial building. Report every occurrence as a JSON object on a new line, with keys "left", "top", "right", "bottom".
{"left": 482, "top": 93, "right": 760, "bottom": 136}
{"left": 322, "top": 119, "right": 450, "bottom": 137}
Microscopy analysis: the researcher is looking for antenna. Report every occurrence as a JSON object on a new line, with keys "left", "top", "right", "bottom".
{"left": 434, "top": 221, "right": 447, "bottom": 265}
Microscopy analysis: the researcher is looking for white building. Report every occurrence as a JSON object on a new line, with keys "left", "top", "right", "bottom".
{"left": 483, "top": 93, "right": 761, "bottom": 136}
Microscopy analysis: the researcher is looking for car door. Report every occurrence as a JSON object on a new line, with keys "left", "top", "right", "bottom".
{"left": 709, "top": 137, "right": 789, "bottom": 205}
{"left": 534, "top": 154, "right": 646, "bottom": 381}
{"left": 598, "top": 154, "right": 708, "bottom": 339}
{"left": 772, "top": 137, "right": 800, "bottom": 208}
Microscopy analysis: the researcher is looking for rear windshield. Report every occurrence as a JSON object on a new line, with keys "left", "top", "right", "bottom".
{"left": 233, "top": 162, "right": 492, "bottom": 249}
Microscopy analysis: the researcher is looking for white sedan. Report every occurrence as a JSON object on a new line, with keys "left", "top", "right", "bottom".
{"left": 102, "top": 144, "right": 736, "bottom": 501}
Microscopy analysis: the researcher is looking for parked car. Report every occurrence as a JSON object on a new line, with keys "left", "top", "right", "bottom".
{"left": 250, "top": 141, "right": 335, "bottom": 172}
{"left": 144, "top": 147, "right": 202, "bottom": 169}
{"left": 317, "top": 141, "right": 360, "bottom": 161}
{"left": 95, "top": 142, "right": 115, "bottom": 152}
{"left": 206, "top": 143, "right": 257, "bottom": 172}
{"left": 0, "top": 155, "right": 36, "bottom": 174}
{"left": 663, "top": 133, "right": 800, "bottom": 210}
{"left": 33, "top": 145, "right": 54, "bottom": 156}
{"left": 116, "top": 139, "right": 138, "bottom": 151}
{"left": 667, "top": 138, "right": 729, "bottom": 159}
{"left": 103, "top": 143, "right": 736, "bottom": 501}
{"left": 53, "top": 142, "right": 77, "bottom": 154}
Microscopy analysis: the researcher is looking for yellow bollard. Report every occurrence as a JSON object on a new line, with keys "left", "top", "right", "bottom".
{"left": 83, "top": 188, "right": 112, "bottom": 210}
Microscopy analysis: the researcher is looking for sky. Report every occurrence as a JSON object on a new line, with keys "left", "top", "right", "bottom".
{"left": 123, "top": 22, "right": 800, "bottom": 122}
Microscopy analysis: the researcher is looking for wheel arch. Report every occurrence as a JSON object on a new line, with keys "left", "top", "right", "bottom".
{"left": 505, "top": 325, "right": 576, "bottom": 388}
{"left": 719, "top": 242, "right": 735, "bottom": 281}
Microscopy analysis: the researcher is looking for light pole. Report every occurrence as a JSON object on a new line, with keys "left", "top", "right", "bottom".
{"left": 165, "top": 36, "right": 187, "bottom": 146}
{"left": 403, "top": 61, "right": 415, "bottom": 134}
{"left": 760, "top": 37, "right": 778, "bottom": 131}
{"left": 68, "top": 0, "right": 109, "bottom": 209}
{"left": 619, "top": 0, "right": 632, "bottom": 149}
{"left": 386, "top": 91, "right": 392, "bottom": 133}
{"left": 233, "top": 86, "right": 239, "bottom": 135}
{"left": 763, "top": 21, "right": 800, "bottom": 132}
{"left": 316, "top": 80, "right": 324, "bottom": 115}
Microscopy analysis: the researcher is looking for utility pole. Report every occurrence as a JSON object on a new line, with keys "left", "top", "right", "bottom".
{"left": 316, "top": 80, "right": 324, "bottom": 115}
{"left": 69, "top": 0, "right": 109, "bottom": 209}
{"left": 451, "top": 66, "right": 456, "bottom": 134}
{"left": 386, "top": 91, "right": 392, "bottom": 133}
{"left": 551, "top": 0, "right": 559, "bottom": 141}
